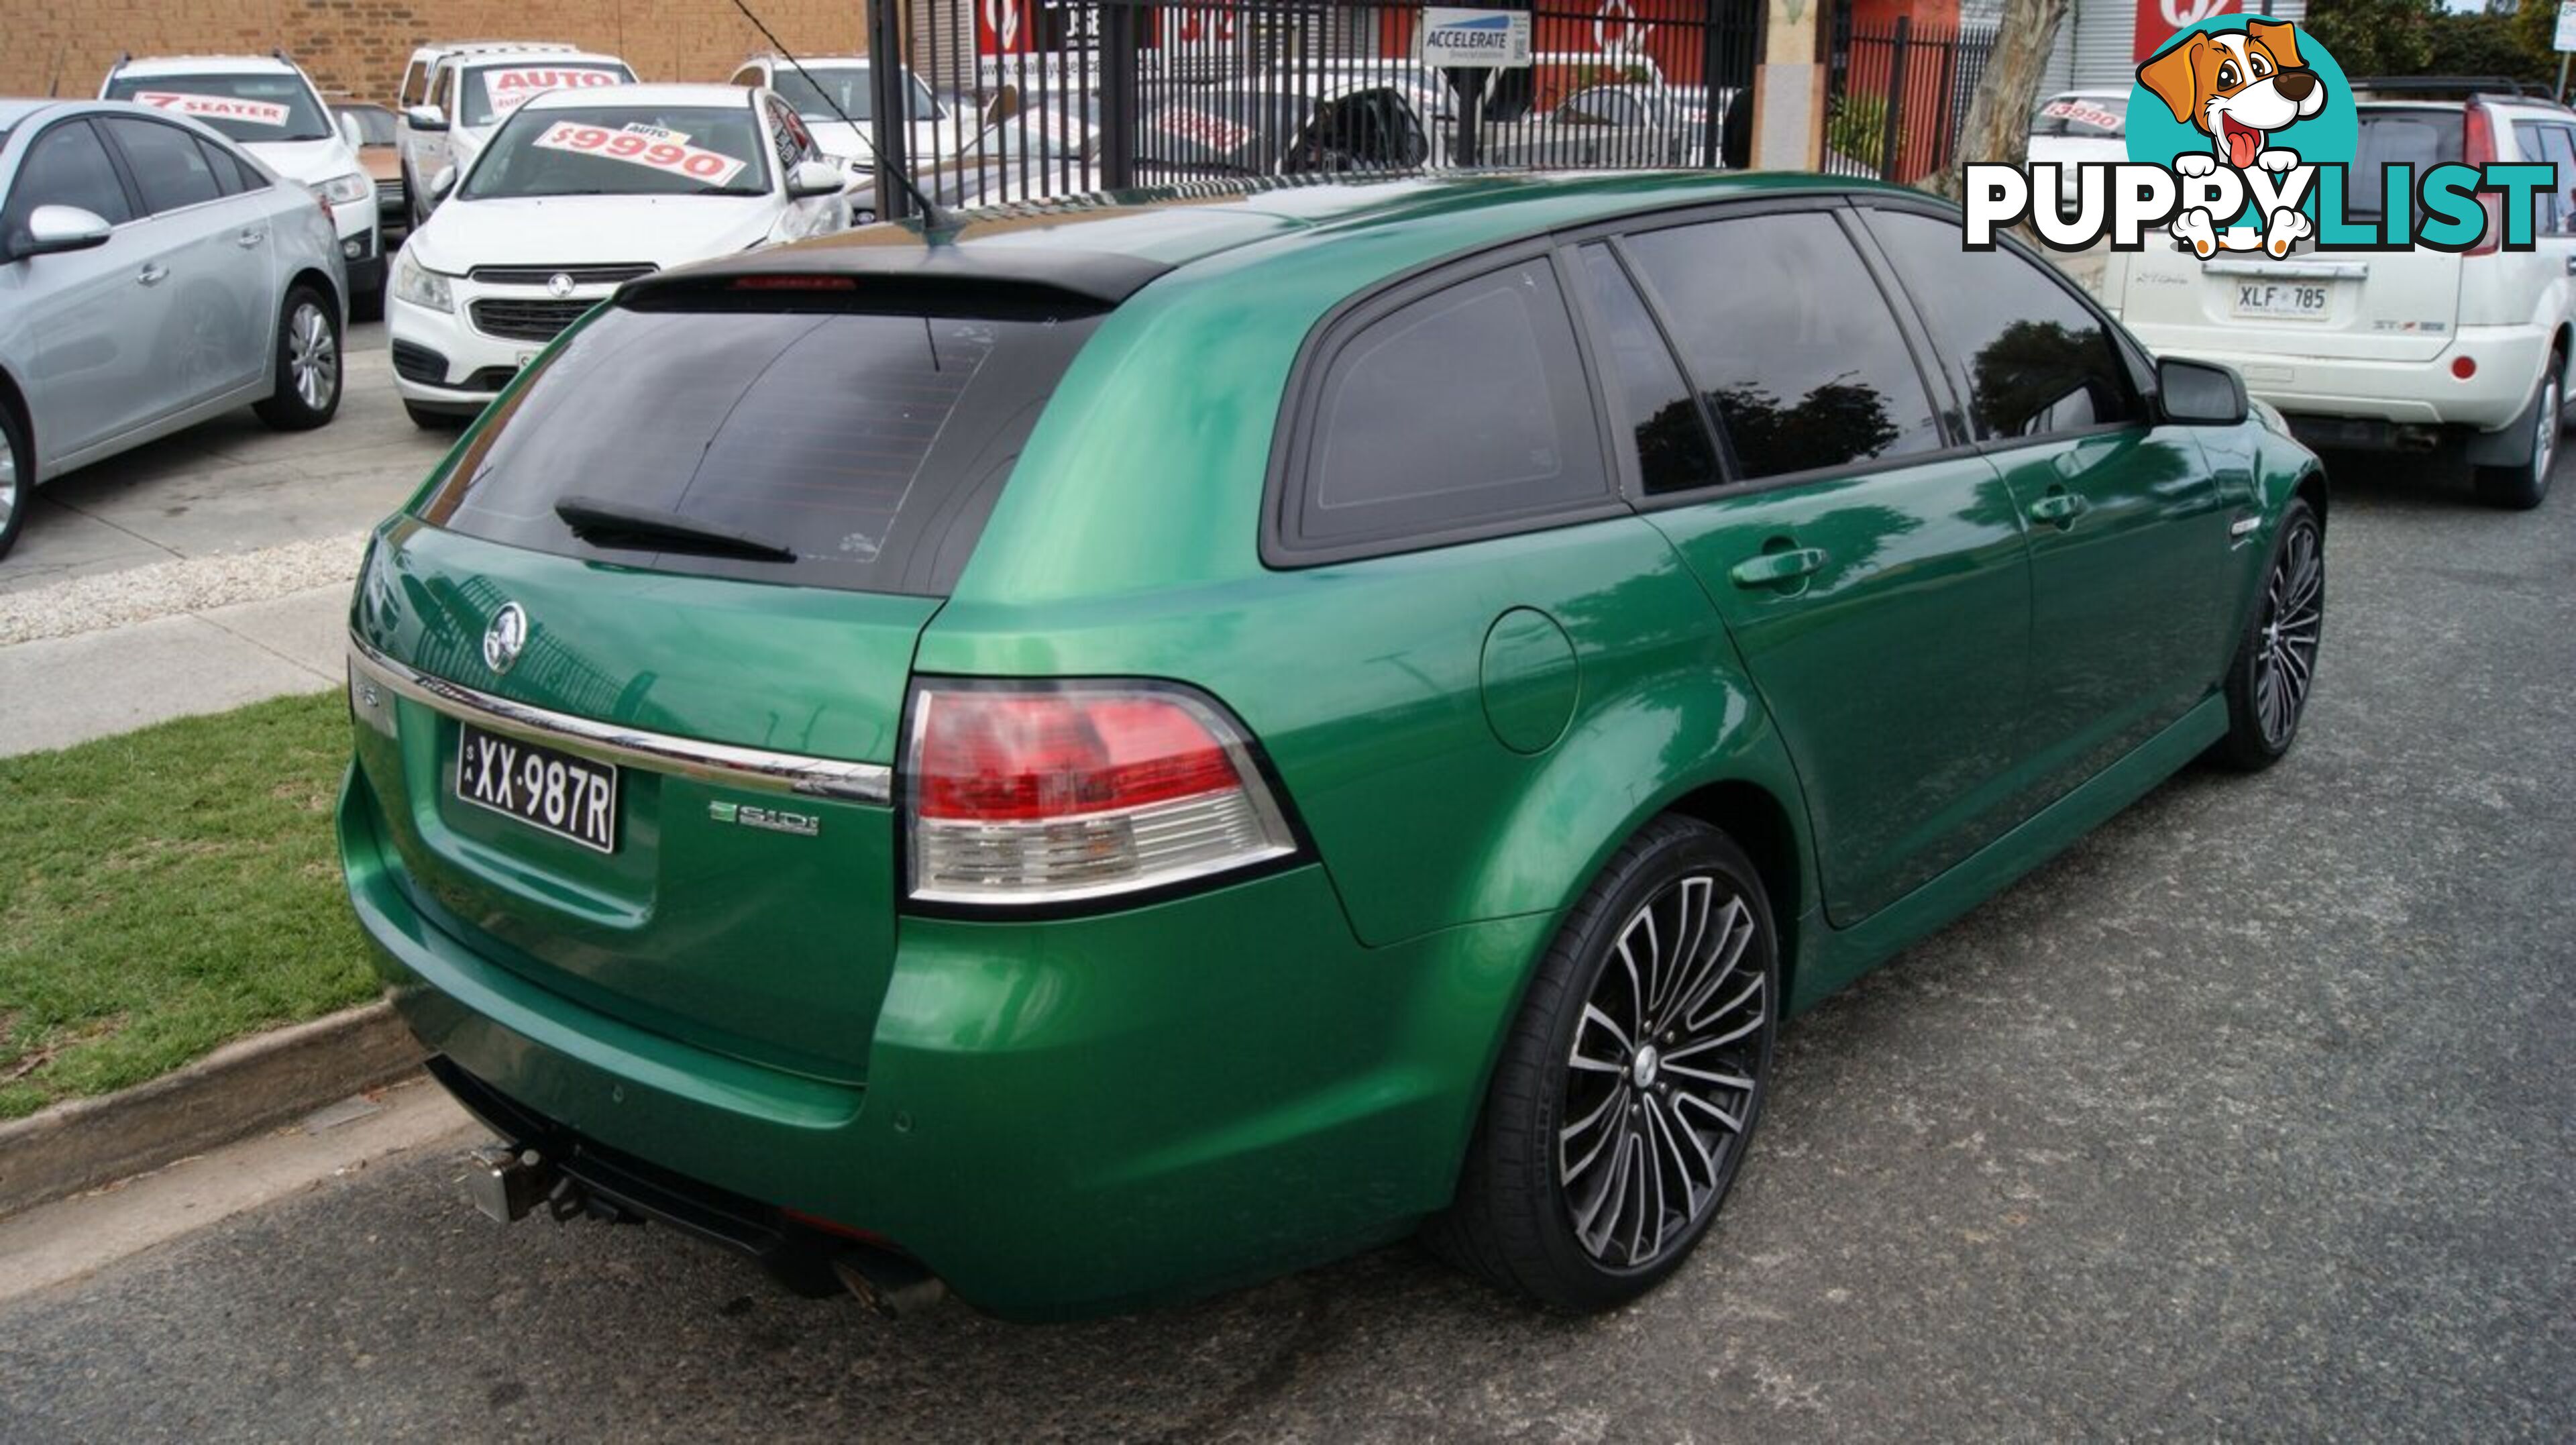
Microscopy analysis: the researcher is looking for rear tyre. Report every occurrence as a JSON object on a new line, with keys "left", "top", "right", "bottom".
{"left": 2473, "top": 352, "right": 2560, "bottom": 511}
{"left": 0, "top": 396, "right": 30, "bottom": 562}
{"left": 2213, "top": 497, "right": 2323, "bottom": 772}
{"left": 1428, "top": 814, "right": 1777, "bottom": 1312}
{"left": 252, "top": 286, "right": 341, "bottom": 431}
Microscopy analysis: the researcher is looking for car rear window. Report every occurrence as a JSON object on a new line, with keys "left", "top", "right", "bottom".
{"left": 2349, "top": 109, "right": 2463, "bottom": 220}
{"left": 419, "top": 304, "right": 1102, "bottom": 596}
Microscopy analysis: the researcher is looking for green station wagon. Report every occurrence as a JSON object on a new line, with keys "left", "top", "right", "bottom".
{"left": 339, "top": 172, "right": 2328, "bottom": 1318}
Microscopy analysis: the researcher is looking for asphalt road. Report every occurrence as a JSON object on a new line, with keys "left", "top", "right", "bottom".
{"left": 3, "top": 448, "right": 2571, "bottom": 1442}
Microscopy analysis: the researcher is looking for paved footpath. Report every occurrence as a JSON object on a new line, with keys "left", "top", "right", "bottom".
{"left": 0, "top": 331, "right": 449, "bottom": 757}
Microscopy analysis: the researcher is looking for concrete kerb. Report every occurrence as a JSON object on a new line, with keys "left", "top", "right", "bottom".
{"left": 0, "top": 1002, "right": 423, "bottom": 1218}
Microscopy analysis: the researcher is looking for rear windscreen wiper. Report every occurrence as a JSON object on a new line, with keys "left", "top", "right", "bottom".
{"left": 555, "top": 496, "right": 797, "bottom": 562}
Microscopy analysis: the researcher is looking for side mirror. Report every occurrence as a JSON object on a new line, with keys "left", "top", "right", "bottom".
{"left": 15, "top": 205, "right": 113, "bottom": 259}
{"left": 786, "top": 160, "right": 846, "bottom": 199}
{"left": 405, "top": 104, "right": 448, "bottom": 133}
{"left": 2157, "top": 356, "right": 2249, "bottom": 426}
{"left": 339, "top": 112, "right": 366, "bottom": 150}
{"left": 428, "top": 165, "right": 458, "bottom": 203}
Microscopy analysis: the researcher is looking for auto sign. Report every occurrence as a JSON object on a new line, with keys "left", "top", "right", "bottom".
{"left": 1419, "top": 7, "right": 1533, "bottom": 68}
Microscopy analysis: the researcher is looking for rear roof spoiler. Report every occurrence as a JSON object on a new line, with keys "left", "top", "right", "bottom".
{"left": 618, "top": 241, "right": 1173, "bottom": 313}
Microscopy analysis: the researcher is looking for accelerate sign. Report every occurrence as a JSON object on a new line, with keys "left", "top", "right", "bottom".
{"left": 1419, "top": 7, "right": 1533, "bottom": 68}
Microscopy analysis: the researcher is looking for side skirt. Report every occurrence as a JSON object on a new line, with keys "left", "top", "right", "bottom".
{"left": 1786, "top": 694, "right": 2229, "bottom": 1014}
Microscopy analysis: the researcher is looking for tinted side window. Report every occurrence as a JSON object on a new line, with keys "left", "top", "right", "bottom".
{"left": 100, "top": 118, "right": 223, "bottom": 213}
{"left": 1302, "top": 257, "right": 1611, "bottom": 549}
{"left": 400, "top": 62, "right": 427, "bottom": 109}
{"left": 1623, "top": 212, "right": 1941, "bottom": 481}
{"left": 195, "top": 137, "right": 244, "bottom": 196}
{"left": 2514, "top": 122, "right": 2576, "bottom": 234}
{"left": 3, "top": 120, "right": 137, "bottom": 239}
{"left": 1573, "top": 242, "right": 1723, "bottom": 495}
{"left": 1866, "top": 210, "right": 2139, "bottom": 441}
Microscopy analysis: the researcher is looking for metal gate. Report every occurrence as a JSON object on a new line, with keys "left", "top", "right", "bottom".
{"left": 856, "top": 0, "right": 1762, "bottom": 220}
{"left": 1820, "top": 11, "right": 1999, "bottom": 186}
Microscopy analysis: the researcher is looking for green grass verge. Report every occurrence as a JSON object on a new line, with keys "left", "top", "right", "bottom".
{"left": 0, "top": 690, "right": 375, "bottom": 1120}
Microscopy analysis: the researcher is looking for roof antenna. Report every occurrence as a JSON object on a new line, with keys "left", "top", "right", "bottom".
{"left": 722, "top": 0, "right": 952, "bottom": 233}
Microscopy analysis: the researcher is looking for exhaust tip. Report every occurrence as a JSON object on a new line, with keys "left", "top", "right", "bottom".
{"left": 833, "top": 1248, "right": 948, "bottom": 1318}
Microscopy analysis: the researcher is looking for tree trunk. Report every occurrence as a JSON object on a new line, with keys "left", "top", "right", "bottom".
{"left": 1935, "top": 0, "right": 2074, "bottom": 199}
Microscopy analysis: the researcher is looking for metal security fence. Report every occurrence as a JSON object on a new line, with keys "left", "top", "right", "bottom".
{"left": 859, "top": 0, "right": 1762, "bottom": 220}
{"left": 1821, "top": 11, "right": 1998, "bottom": 186}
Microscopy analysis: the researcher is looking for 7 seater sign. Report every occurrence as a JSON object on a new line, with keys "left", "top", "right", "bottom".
{"left": 1419, "top": 7, "right": 1534, "bottom": 66}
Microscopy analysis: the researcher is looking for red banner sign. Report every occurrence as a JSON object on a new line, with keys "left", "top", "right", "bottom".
{"left": 2135, "top": 0, "right": 2243, "bottom": 64}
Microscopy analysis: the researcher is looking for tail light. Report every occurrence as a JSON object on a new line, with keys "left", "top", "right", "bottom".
{"left": 2466, "top": 103, "right": 2504, "bottom": 257}
{"left": 904, "top": 681, "right": 1299, "bottom": 906}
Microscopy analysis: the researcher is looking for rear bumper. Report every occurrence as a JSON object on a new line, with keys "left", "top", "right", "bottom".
{"left": 2127, "top": 323, "right": 2552, "bottom": 432}
{"left": 339, "top": 763, "right": 1548, "bottom": 1318}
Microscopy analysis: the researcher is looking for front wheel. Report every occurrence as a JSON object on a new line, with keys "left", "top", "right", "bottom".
{"left": 1429, "top": 814, "right": 1778, "bottom": 1312}
{"left": 2214, "top": 496, "right": 2323, "bottom": 771}
{"left": 252, "top": 287, "right": 341, "bottom": 431}
{"left": 2473, "top": 352, "right": 2561, "bottom": 510}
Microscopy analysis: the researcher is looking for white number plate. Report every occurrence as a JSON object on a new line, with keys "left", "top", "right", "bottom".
{"left": 2233, "top": 280, "right": 2331, "bottom": 321}
{"left": 455, "top": 723, "right": 619, "bottom": 853}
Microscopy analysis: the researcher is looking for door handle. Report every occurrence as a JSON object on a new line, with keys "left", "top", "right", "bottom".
{"left": 235, "top": 228, "right": 265, "bottom": 248}
{"left": 2563, "top": 254, "right": 2575, "bottom": 275}
{"left": 2028, "top": 490, "right": 2088, "bottom": 525}
{"left": 1727, "top": 547, "right": 1828, "bottom": 590}
{"left": 135, "top": 263, "right": 168, "bottom": 286}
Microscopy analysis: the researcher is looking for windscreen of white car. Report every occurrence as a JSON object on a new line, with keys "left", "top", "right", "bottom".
{"left": 2031, "top": 95, "right": 2127, "bottom": 138}
{"left": 102, "top": 72, "right": 333, "bottom": 142}
{"left": 459, "top": 106, "right": 771, "bottom": 199}
{"left": 460, "top": 62, "right": 633, "bottom": 127}
{"left": 771, "top": 65, "right": 939, "bottom": 122}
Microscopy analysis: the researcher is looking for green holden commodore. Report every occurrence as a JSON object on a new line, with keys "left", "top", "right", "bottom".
{"left": 339, "top": 171, "right": 2327, "bottom": 1318}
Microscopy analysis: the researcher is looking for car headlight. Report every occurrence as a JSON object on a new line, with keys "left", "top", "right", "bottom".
{"left": 317, "top": 172, "right": 374, "bottom": 207}
{"left": 393, "top": 252, "right": 454, "bottom": 313}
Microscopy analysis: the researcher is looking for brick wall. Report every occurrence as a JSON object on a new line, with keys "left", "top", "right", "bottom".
{"left": 1, "top": 0, "right": 873, "bottom": 106}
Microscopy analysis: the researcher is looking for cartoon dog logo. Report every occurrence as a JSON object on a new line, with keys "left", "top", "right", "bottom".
{"left": 2139, "top": 19, "right": 2328, "bottom": 258}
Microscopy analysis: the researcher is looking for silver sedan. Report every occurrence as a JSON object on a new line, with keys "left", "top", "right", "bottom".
{"left": 0, "top": 99, "right": 347, "bottom": 559}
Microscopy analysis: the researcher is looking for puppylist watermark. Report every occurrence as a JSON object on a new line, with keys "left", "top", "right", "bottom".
{"left": 1960, "top": 17, "right": 2553, "bottom": 257}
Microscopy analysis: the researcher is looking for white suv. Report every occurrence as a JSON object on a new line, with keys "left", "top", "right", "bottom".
{"left": 396, "top": 43, "right": 633, "bottom": 227}
{"left": 99, "top": 52, "right": 382, "bottom": 309}
{"left": 2111, "top": 81, "right": 2576, "bottom": 509}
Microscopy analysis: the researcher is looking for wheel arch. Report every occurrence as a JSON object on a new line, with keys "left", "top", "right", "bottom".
{"left": 0, "top": 360, "right": 32, "bottom": 480}
{"left": 1661, "top": 777, "right": 1810, "bottom": 1006}
{"left": 284, "top": 265, "right": 345, "bottom": 326}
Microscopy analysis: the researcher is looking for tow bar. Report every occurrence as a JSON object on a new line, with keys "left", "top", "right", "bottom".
{"left": 465, "top": 1143, "right": 626, "bottom": 1225}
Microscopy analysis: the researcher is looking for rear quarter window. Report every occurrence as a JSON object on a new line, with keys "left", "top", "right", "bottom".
{"left": 419, "top": 303, "right": 1102, "bottom": 596}
{"left": 1273, "top": 254, "right": 1617, "bottom": 562}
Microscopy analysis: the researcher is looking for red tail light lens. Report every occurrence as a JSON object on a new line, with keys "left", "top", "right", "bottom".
{"left": 2466, "top": 103, "right": 2504, "bottom": 257}
{"left": 906, "top": 682, "right": 1297, "bottom": 905}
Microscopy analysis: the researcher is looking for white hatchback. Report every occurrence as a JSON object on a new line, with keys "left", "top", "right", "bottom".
{"left": 2112, "top": 85, "right": 2576, "bottom": 509}
{"left": 388, "top": 83, "right": 850, "bottom": 426}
